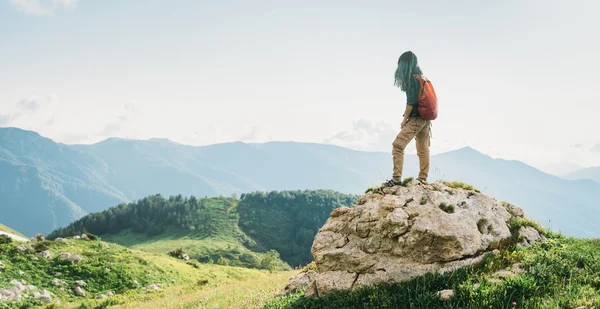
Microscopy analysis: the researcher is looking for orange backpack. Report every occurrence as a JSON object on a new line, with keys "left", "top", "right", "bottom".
{"left": 413, "top": 74, "right": 438, "bottom": 120}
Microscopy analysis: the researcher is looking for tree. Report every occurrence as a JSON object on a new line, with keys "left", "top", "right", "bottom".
{"left": 260, "top": 250, "right": 281, "bottom": 271}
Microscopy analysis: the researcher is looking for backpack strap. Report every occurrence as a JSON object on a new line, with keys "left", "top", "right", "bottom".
{"left": 412, "top": 74, "right": 426, "bottom": 99}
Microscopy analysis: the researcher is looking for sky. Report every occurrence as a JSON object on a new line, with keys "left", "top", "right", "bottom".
{"left": 1, "top": 0, "right": 599, "bottom": 169}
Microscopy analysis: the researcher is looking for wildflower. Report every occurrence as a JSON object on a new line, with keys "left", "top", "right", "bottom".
{"left": 512, "top": 302, "right": 517, "bottom": 307}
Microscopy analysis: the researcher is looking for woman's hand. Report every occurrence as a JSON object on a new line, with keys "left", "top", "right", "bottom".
{"left": 401, "top": 118, "right": 409, "bottom": 129}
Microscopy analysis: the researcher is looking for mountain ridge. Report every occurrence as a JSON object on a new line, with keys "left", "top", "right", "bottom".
{"left": 1, "top": 127, "right": 599, "bottom": 238}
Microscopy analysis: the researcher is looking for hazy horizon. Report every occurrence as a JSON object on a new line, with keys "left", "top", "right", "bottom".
{"left": 1, "top": 0, "right": 599, "bottom": 168}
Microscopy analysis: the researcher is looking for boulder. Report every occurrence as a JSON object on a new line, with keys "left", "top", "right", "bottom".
{"left": 52, "top": 278, "right": 66, "bottom": 286}
{"left": 16, "top": 244, "right": 33, "bottom": 252}
{"left": 282, "top": 181, "right": 544, "bottom": 297}
{"left": 437, "top": 289, "right": 454, "bottom": 301}
{"left": 279, "top": 270, "right": 318, "bottom": 296}
{"left": 73, "top": 235, "right": 81, "bottom": 240}
{"left": 33, "top": 290, "right": 52, "bottom": 304}
{"left": 55, "top": 238, "right": 67, "bottom": 243}
{"left": 40, "top": 250, "right": 52, "bottom": 259}
{"left": 519, "top": 226, "right": 546, "bottom": 246}
{"left": 145, "top": 284, "right": 161, "bottom": 291}
{"left": 32, "top": 234, "right": 45, "bottom": 242}
{"left": 57, "top": 252, "right": 71, "bottom": 260}
{"left": 97, "top": 294, "right": 108, "bottom": 299}
{"left": 74, "top": 286, "right": 86, "bottom": 297}
{"left": 69, "top": 254, "right": 84, "bottom": 264}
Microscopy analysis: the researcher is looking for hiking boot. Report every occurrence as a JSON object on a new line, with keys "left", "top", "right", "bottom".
{"left": 416, "top": 178, "right": 428, "bottom": 184}
{"left": 382, "top": 178, "right": 402, "bottom": 187}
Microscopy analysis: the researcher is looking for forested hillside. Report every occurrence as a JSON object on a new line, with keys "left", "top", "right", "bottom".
{"left": 48, "top": 190, "right": 357, "bottom": 267}
{"left": 237, "top": 190, "right": 357, "bottom": 266}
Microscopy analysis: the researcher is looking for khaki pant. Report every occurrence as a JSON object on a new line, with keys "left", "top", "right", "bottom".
{"left": 392, "top": 117, "right": 431, "bottom": 180}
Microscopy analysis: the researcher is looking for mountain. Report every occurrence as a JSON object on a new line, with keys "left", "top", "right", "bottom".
{"left": 0, "top": 128, "right": 128, "bottom": 237}
{"left": 536, "top": 161, "right": 585, "bottom": 176}
{"left": 563, "top": 166, "right": 600, "bottom": 184}
{"left": 1, "top": 127, "right": 600, "bottom": 238}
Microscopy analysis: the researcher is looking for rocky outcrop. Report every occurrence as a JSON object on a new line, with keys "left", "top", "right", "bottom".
{"left": 282, "top": 180, "right": 545, "bottom": 297}
{"left": 0, "top": 280, "right": 45, "bottom": 303}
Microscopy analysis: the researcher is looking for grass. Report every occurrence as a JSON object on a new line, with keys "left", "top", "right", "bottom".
{"left": 102, "top": 231, "right": 289, "bottom": 270}
{"left": 0, "top": 236, "right": 268, "bottom": 308}
{"left": 438, "top": 202, "right": 455, "bottom": 214}
{"left": 107, "top": 270, "right": 296, "bottom": 309}
{"left": 264, "top": 234, "right": 600, "bottom": 309}
{"left": 0, "top": 223, "right": 26, "bottom": 238}
{"left": 444, "top": 181, "right": 481, "bottom": 193}
{"left": 477, "top": 218, "right": 489, "bottom": 233}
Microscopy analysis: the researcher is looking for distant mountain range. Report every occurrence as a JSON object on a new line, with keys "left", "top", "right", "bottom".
{"left": 1, "top": 127, "right": 599, "bottom": 238}
{"left": 564, "top": 166, "right": 600, "bottom": 184}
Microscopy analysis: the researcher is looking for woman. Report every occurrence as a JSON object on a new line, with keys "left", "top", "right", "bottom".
{"left": 383, "top": 51, "right": 433, "bottom": 187}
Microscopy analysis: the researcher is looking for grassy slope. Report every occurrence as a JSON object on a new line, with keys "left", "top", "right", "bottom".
{"left": 0, "top": 223, "right": 26, "bottom": 238}
{"left": 50, "top": 197, "right": 290, "bottom": 270}
{"left": 0, "top": 236, "right": 270, "bottom": 309}
{"left": 264, "top": 233, "right": 600, "bottom": 309}
{"left": 113, "top": 271, "right": 296, "bottom": 309}
{"left": 102, "top": 231, "right": 288, "bottom": 269}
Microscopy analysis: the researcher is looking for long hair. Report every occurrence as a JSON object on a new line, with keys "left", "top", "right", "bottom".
{"left": 394, "top": 51, "right": 423, "bottom": 92}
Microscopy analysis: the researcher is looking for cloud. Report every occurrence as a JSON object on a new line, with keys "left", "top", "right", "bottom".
{"left": 17, "top": 98, "right": 42, "bottom": 112}
{"left": 571, "top": 143, "right": 584, "bottom": 148}
{"left": 240, "top": 125, "right": 272, "bottom": 143}
{"left": 0, "top": 114, "right": 18, "bottom": 126}
{"left": 53, "top": 0, "right": 77, "bottom": 8}
{"left": 0, "top": 95, "right": 55, "bottom": 126}
{"left": 9, "top": 0, "right": 77, "bottom": 16}
{"left": 98, "top": 103, "right": 137, "bottom": 137}
{"left": 324, "top": 119, "right": 397, "bottom": 152}
{"left": 99, "top": 115, "right": 128, "bottom": 137}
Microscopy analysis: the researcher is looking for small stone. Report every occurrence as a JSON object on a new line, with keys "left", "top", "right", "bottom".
{"left": 75, "top": 280, "right": 87, "bottom": 287}
{"left": 81, "top": 234, "right": 90, "bottom": 241}
{"left": 18, "top": 270, "right": 24, "bottom": 275}
{"left": 437, "top": 289, "right": 454, "bottom": 301}
{"left": 101, "top": 243, "right": 110, "bottom": 249}
{"left": 107, "top": 291, "right": 114, "bottom": 296}
{"left": 55, "top": 238, "right": 67, "bottom": 243}
{"left": 73, "top": 235, "right": 81, "bottom": 240}
{"left": 574, "top": 306, "right": 587, "bottom": 309}
{"left": 55, "top": 272, "right": 62, "bottom": 277}
{"left": 97, "top": 294, "right": 108, "bottom": 299}
{"left": 133, "top": 280, "right": 139, "bottom": 286}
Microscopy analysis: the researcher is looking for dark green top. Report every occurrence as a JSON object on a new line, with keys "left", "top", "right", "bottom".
{"left": 404, "top": 75, "right": 421, "bottom": 118}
